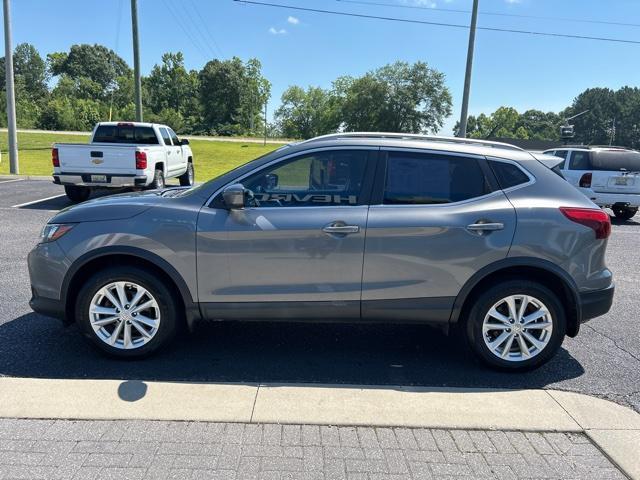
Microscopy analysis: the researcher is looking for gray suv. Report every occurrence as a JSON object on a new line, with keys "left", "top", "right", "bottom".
{"left": 28, "top": 133, "right": 614, "bottom": 370}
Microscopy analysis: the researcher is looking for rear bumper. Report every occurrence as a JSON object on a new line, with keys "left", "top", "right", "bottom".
{"left": 579, "top": 283, "right": 615, "bottom": 323}
{"left": 53, "top": 173, "right": 149, "bottom": 188}
{"left": 580, "top": 189, "right": 640, "bottom": 208}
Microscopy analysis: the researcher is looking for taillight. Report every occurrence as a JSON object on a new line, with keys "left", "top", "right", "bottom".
{"left": 52, "top": 148, "right": 59, "bottom": 167}
{"left": 560, "top": 207, "right": 611, "bottom": 240}
{"left": 135, "top": 151, "right": 147, "bottom": 169}
{"left": 579, "top": 172, "right": 592, "bottom": 188}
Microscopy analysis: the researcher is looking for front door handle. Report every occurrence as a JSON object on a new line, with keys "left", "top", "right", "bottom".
{"left": 466, "top": 222, "right": 504, "bottom": 232}
{"left": 322, "top": 222, "right": 360, "bottom": 235}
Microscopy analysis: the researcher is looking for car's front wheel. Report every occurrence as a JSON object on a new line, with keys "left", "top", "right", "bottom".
{"left": 465, "top": 280, "right": 566, "bottom": 370}
{"left": 75, "top": 266, "right": 178, "bottom": 358}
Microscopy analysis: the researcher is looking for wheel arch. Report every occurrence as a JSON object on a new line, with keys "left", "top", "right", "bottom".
{"left": 62, "top": 246, "right": 200, "bottom": 329}
{"left": 450, "top": 257, "right": 581, "bottom": 337}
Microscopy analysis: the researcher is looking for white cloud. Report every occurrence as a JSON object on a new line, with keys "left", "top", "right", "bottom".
{"left": 268, "top": 27, "right": 287, "bottom": 35}
{"left": 287, "top": 16, "right": 300, "bottom": 25}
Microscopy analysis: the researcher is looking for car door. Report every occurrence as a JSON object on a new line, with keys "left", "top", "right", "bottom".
{"left": 167, "top": 128, "right": 184, "bottom": 175}
{"left": 361, "top": 148, "right": 517, "bottom": 324}
{"left": 196, "top": 147, "right": 377, "bottom": 320}
{"left": 158, "top": 127, "right": 173, "bottom": 173}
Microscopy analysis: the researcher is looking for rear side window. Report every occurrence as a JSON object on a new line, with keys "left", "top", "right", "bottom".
{"left": 383, "top": 152, "right": 491, "bottom": 205}
{"left": 489, "top": 160, "right": 530, "bottom": 189}
{"left": 160, "top": 128, "right": 172, "bottom": 146}
{"left": 568, "top": 151, "right": 591, "bottom": 170}
{"left": 93, "top": 125, "right": 159, "bottom": 145}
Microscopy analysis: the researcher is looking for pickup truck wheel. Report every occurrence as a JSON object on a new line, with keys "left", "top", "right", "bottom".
{"left": 149, "top": 169, "right": 165, "bottom": 190}
{"left": 75, "top": 266, "right": 178, "bottom": 358}
{"left": 64, "top": 185, "right": 91, "bottom": 203}
{"left": 179, "top": 162, "right": 194, "bottom": 187}
{"left": 612, "top": 206, "right": 637, "bottom": 221}
{"left": 465, "top": 280, "right": 566, "bottom": 371}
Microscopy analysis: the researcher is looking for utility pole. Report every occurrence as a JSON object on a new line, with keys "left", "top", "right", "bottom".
{"left": 131, "top": 0, "right": 143, "bottom": 121}
{"left": 263, "top": 101, "right": 267, "bottom": 146}
{"left": 3, "top": 0, "right": 18, "bottom": 173}
{"left": 457, "top": 0, "right": 479, "bottom": 138}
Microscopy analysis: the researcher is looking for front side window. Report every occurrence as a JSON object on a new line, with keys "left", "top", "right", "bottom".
{"left": 383, "top": 152, "right": 491, "bottom": 205}
{"left": 242, "top": 150, "right": 370, "bottom": 207}
{"left": 569, "top": 151, "right": 592, "bottom": 170}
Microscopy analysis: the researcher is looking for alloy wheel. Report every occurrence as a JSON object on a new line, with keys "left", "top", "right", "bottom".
{"left": 482, "top": 294, "right": 553, "bottom": 362}
{"left": 88, "top": 281, "right": 161, "bottom": 350}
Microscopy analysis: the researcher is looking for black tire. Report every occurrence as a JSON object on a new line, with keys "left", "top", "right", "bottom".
{"left": 148, "top": 169, "right": 165, "bottom": 190}
{"left": 179, "top": 162, "right": 194, "bottom": 187}
{"left": 75, "top": 266, "right": 179, "bottom": 358}
{"left": 612, "top": 206, "right": 637, "bottom": 221}
{"left": 64, "top": 185, "right": 91, "bottom": 203}
{"left": 465, "top": 280, "right": 566, "bottom": 371}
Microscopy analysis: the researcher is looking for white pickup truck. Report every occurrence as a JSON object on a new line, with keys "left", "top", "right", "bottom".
{"left": 52, "top": 122, "right": 195, "bottom": 202}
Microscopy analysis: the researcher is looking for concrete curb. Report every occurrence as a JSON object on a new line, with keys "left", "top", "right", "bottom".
{"left": 0, "top": 175, "right": 51, "bottom": 181}
{"left": 0, "top": 378, "right": 638, "bottom": 478}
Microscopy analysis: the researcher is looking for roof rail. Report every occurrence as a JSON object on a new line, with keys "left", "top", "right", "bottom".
{"left": 298, "top": 132, "right": 524, "bottom": 151}
{"left": 561, "top": 144, "right": 635, "bottom": 151}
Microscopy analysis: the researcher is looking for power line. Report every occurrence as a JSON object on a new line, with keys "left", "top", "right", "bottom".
{"left": 188, "top": 0, "right": 226, "bottom": 58}
{"left": 181, "top": 0, "right": 219, "bottom": 58}
{"left": 161, "top": 0, "right": 211, "bottom": 60}
{"left": 233, "top": 0, "right": 640, "bottom": 45}
{"left": 336, "top": 0, "right": 640, "bottom": 29}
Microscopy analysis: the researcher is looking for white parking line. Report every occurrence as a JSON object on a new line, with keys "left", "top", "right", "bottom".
{"left": 11, "top": 193, "right": 66, "bottom": 208}
{"left": 0, "top": 178, "right": 24, "bottom": 184}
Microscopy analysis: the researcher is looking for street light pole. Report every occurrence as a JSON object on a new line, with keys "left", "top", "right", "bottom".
{"left": 458, "top": 0, "right": 479, "bottom": 138}
{"left": 3, "top": 0, "right": 18, "bottom": 173}
{"left": 131, "top": 0, "right": 143, "bottom": 122}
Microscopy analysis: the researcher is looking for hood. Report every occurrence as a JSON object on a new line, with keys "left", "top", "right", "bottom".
{"left": 50, "top": 189, "right": 171, "bottom": 223}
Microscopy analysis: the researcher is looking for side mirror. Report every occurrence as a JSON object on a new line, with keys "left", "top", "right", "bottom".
{"left": 180, "top": 138, "right": 190, "bottom": 145}
{"left": 222, "top": 183, "right": 247, "bottom": 209}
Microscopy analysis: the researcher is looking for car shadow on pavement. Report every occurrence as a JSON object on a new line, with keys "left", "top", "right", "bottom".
{"left": 0, "top": 312, "right": 584, "bottom": 390}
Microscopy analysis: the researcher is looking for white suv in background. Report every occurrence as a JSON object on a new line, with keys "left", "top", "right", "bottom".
{"left": 544, "top": 146, "right": 640, "bottom": 220}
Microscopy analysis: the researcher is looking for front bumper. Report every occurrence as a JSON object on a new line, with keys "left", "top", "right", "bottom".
{"left": 579, "top": 283, "right": 615, "bottom": 323}
{"left": 53, "top": 173, "right": 149, "bottom": 188}
{"left": 27, "top": 241, "right": 70, "bottom": 322}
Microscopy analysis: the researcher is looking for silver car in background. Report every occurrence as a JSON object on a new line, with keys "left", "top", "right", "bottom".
{"left": 28, "top": 133, "right": 614, "bottom": 370}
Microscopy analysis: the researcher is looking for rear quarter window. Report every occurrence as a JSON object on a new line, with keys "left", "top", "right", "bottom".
{"left": 489, "top": 160, "right": 530, "bottom": 189}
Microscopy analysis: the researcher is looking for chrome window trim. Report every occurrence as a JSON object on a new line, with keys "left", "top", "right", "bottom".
{"left": 205, "top": 145, "right": 379, "bottom": 208}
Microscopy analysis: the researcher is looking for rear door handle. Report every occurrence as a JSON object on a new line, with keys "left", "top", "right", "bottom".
{"left": 466, "top": 222, "right": 504, "bottom": 232}
{"left": 322, "top": 222, "right": 360, "bottom": 235}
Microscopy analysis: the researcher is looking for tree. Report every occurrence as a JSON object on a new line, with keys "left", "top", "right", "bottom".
{"left": 562, "top": 88, "right": 618, "bottom": 146}
{"left": 455, "top": 107, "right": 560, "bottom": 140}
{"left": 198, "top": 57, "right": 270, "bottom": 135}
{"left": 0, "top": 43, "right": 49, "bottom": 100}
{"left": 274, "top": 86, "right": 339, "bottom": 139}
{"left": 334, "top": 61, "right": 452, "bottom": 133}
{"left": 48, "top": 44, "right": 130, "bottom": 96}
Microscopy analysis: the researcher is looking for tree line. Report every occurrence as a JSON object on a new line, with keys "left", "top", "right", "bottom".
{"left": 0, "top": 42, "right": 638, "bottom": 148}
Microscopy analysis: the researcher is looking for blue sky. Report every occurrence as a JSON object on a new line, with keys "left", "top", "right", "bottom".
{"left": 3, "top": 0, "right": 640, "bottom": 133}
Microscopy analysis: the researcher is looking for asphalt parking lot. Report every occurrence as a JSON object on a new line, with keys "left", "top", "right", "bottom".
{"left": 1, "top": 178, "right": 639, "bottom": 413}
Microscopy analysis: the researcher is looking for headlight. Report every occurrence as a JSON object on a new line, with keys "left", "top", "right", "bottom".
{"left": 40, "top": 223, "right": 75, "bottom": 243}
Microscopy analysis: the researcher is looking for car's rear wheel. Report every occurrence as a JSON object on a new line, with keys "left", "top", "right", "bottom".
{"left": 64, "top": 185, "right": 91, "bottom": 203}
{"left": 75, "top": 266, "right": 178, "bottom": 358}
{"left": 179, "top": 162, "right": 194, "bottom": 187}
{"left": 612, "top": 205, "right": 637, "bottom": 221}
{"left": 465, "top": 280, "right": 566, "bottom": 370}
{"left": 148, "top": 169, "right": 165, "bottom": 190}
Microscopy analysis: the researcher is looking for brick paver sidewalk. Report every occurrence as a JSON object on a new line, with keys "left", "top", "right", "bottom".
{"left": 0, "top": 419, "right": 625, "bottom": 479}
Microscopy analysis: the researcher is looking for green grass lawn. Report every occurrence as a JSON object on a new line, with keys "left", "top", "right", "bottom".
{"left": 0, "top": 131, "right": 285, "bottom": 182}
